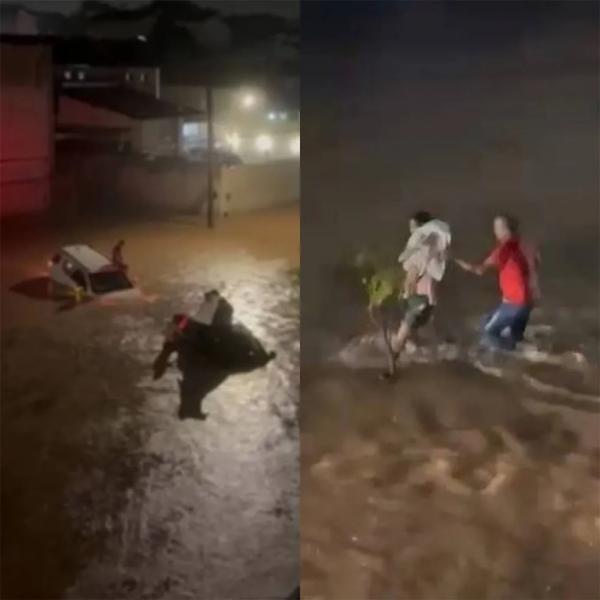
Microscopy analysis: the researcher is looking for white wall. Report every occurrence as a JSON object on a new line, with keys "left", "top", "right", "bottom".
{"left": 216, "top": 159, "right": 299, "bottom": 215}
{"left": 53, "top": 153, "right": 211, "bottom": 216}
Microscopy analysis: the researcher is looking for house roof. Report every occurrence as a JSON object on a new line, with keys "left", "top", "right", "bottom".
{"left": 62, "top": 85, "right": 203, "bottom": 120}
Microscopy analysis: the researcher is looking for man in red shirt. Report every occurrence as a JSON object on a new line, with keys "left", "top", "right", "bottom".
{"left": 455, "top": 214, "right": 538, "bottom": 351}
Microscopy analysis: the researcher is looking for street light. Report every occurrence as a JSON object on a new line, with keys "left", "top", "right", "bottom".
{"left": 241, "top": 93, "right": 257, "bottom": 109}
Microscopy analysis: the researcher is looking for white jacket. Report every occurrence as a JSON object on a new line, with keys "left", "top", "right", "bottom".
{"left": 398, "top": 219, "right": 452, "bottom": 282}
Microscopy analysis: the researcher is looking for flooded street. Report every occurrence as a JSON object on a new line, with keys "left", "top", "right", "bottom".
{"left": 300, "top": 3, "right": 599, "bottom": 598}
{"left": 301, "top": 363, "right": 600, "bottom": 600}
{"left": 300, "top": 248, "right": 600, "bottom": 599}
{"left": 1, "top": 209, "right": 299, "bottom": 599}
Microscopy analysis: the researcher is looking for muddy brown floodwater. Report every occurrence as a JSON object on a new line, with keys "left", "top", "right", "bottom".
{"left": 299, "top": 4, "right": 600, "bottom": 594}
{"left": 1, "top": 208, "right": 299, "bottom": 599}
{"left": 300, "top": 361, "right": 600, "bottom": 600}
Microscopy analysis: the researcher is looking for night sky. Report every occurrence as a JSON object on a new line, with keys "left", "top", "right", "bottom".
{"left": 22, "top": 0, "right": 299, "bottom": 18}
{"left": 302, "top": 0, "right": 597, "bottom": 52}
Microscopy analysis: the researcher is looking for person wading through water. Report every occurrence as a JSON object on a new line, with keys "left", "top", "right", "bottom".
{"left": 111, "top": 240, "right": 127, "bottom": 273}
{"left": 382, "top": 210, "right": 451, "bottom": 379}
{"left": 455, "top": 214, "right": 540, "bottom": 352}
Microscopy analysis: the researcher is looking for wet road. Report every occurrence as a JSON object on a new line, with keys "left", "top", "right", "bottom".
{"left": 1, "top": 212, "right": 299, "bottom": 599}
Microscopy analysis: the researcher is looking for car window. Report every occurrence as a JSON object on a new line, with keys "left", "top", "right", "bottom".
{"left": 89, "top": 270, "right": 133, "bottom": 294}
{"left": 71, "top": 270, "right": 87, "bottom": 290}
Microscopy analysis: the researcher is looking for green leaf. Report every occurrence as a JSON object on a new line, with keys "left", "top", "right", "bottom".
{"left": 362, "top": 265, "right": 404, "bottom": 308}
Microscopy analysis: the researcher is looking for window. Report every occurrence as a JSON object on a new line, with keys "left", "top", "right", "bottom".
{"left": 78, "top": 71, "right": 85, "bottom": 81}
{"left": 125, "top": 72, "right": 131, "bottom": 82}
{"left": 182, "top": 122, "right": 201, "bottom": 138}
{"left": 71, "top": 270, "right": 87, "bottom": 290}
{"left": 89, "top": 270, "right": 133, "bottom": 295}
{"left": 64, "top": 70, "right": 72, "bottom": 80}
{"left": 140, "top": 73, "right": 146, "bottom": 83}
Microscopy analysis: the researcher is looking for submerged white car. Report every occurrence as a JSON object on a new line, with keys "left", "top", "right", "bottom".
{"left": 48, "top": 244, "right": 139, "bottom": 299}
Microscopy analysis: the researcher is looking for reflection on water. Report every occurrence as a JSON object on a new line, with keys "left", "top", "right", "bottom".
{"left": 301, "top": 228, "right": 599, "bottom": 600}
{"left": 2, "top": 252, "right": 298, "bottom": 600}
{"left": 66, "top": 254, "right": 299, "bottom": 600}
{"left": 301, "top": 362, "right": 600, "bottom": 600}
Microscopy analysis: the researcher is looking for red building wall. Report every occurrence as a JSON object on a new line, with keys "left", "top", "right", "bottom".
{"left": 0, "top": 40, "right": 53, "bottom": 218}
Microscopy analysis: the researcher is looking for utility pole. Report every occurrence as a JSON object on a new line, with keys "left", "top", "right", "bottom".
{"left": 206, "top": 85, "right": 215, "bottom": 228}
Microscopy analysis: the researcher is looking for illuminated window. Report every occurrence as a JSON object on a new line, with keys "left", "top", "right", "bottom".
{"left": 64, "top": 70, "right": 72, "bottom": 80}
{"left": 78, "top": 71, "right": 85, "bottom": 81}
{"left": 125, "top": 72, "right": 131, "bottom": 81}
{"left": 140, "top": 73, "right": 146, "bottom": 83}
{"left": 182, "top": 122, "right": 201, "bottom": 137}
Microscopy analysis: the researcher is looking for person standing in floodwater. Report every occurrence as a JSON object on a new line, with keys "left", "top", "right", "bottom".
{"left": 455, "top": 214, "right": 540, "bottom": 351}
{"left": 382, "top": 210, "right": 452, "bottom": 378}
{"left": 111, "top": 240, "right": 127, "bottom": 273}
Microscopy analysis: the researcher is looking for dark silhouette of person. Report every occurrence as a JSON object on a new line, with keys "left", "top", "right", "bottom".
{"left": 111, "top": 240, "right": 127, "bottom": 272}
{"left": 153, "top": 307, "right": 276, "bottom": 420}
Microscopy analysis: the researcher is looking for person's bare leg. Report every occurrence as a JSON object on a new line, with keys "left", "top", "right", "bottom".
{"left": 393, "top": 321, "right": 412, "bottom": 358}
{"left": 382, "top": 321, "right": 412, "bottom": 379}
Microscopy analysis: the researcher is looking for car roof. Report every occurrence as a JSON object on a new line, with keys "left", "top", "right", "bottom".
{"left": 61, "top": 244, "right": 112, "bottom": 272}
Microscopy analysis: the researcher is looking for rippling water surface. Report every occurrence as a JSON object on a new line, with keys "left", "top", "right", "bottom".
{"left": 2, "top": 214, "right": 299, "bottom": 599}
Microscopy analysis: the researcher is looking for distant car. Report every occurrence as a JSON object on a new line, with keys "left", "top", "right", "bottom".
{"left": 48, "top": 244, "right": 139, "bottom": 299}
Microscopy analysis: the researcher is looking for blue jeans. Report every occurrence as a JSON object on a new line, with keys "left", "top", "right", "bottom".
{"left": 481, "top": 302, "right": 532, "bottom": 351}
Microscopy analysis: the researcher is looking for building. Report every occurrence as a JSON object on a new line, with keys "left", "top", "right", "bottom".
{"left": 56, "top": 64, "right": 160, "bottom": 97}
{"left": 55, "top": 62, "right": 203, "bottom": 156}
{"left": 0, "top": 35, "right": 53, "bottom": 218}
{"left": 163, "top": 74, "right": 300, "bottom": 164}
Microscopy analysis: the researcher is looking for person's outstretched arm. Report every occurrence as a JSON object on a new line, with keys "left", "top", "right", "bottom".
{"left": 454, "top": 254, "right": 495, "bottom": 276}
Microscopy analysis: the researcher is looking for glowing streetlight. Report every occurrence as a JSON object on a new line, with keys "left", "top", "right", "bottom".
{"left": 267, "top": 112, "right": 277, "bottom": 121}
{"left": 255, "top": 134, "right": 273, "bottom": 153}
{"left": 241, "top": 93, "right": 257, "bottom": 109}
